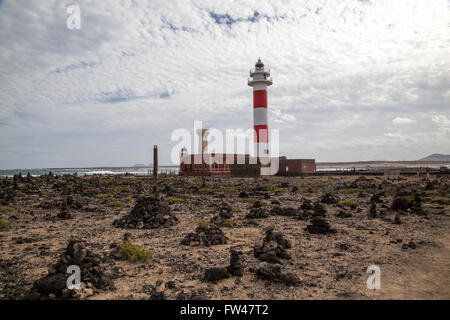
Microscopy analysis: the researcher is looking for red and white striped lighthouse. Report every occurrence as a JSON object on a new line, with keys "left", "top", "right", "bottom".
{"left": 248, "top": 58, "right": 272, "bottom": 175}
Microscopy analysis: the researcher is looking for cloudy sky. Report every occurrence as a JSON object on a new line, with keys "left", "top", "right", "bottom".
{"left": 0, "top": 0, "right": 449, "bottom": 169}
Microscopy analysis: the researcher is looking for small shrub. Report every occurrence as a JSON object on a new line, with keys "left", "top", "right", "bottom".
{"left": 198, "top": 218, "right": 210, "bottom": 229}
{"left": 165, "top": 196, "right": 184, "bottom": 203}
{"left": 221, "top": 219, "right": 234, "bottom": 228}
{"left": 338, "top": 200, "right": 360, "bottom": 208}
{"left": 116, "top": 241, "right": 151, "bottom": 262}
{"left": 125, "top": 195, "right": 133, "bottom": 201}
{"left": 97, "top": 193, "right": 113, "bottom": 200}
{"left": 341, "top": 188, "right": 363, "bottom": 194}
{"left": 0, "top": 220, "right": 10, "bottom": 230}
{"left": 231, "top": 208, "right": 240, "bottom": 213}
{"left": 0, "top": 206, "right": 15, "bottom": 213}
{"left": 110, "top": 185, "right": 132, "bottom": 193}
{"left": 110, "top": 201, "right": 124, "bottom": 207}
{"left": 432, "top": 198, "right": 450, "bottom": 205}
{"left": 181, "top": 193, "right": 190, "bottom": 198}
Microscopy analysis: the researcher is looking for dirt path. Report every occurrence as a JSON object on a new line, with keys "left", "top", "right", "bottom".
{"left": 373, "top": 231, "right": 450, "bottom": 299}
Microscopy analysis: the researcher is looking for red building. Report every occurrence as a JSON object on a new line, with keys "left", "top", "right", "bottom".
{"left": 179, "top": 154, "right": 315, "bottom": 176}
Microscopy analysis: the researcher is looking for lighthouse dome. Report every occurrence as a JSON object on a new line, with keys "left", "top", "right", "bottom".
{"left": 255, "top": 58, "right": 264, "bottom": 68}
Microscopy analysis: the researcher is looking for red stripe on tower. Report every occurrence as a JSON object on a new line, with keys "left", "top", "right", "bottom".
{"left": 253, "top": 90, "right": 267, "bottom": 108}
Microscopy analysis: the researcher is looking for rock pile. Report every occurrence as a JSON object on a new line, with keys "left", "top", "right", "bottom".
{"left": 218, "top": 201, "right": 233, "bottom": 219}
{"left": 255, "top": 264, "right": 300, "bottom": 286}
{"left": 270, "top": 206, "right": 298, "bottom": 217}
{"left": 300, "top": 198, "right": 313, "bottom": 210}
{"left": 246, "top": 201, "right": 268, "bottom": 219}
{"left": 26, "top": 239, "right": 114, "bottom": 300}
{"left": 113, "top": 196, "right": 178, "bottom": 229}
{"left": 204, "top": 267, "right": 229, "bottom": 282}
{"left": 410, "top": 193, "right": 425, "bottom": 215}
{"left": 305, "top": 216, "right": 336, "bottom": 234}
{"left": 204, "top": 248, "right": 244, "bottom": 282}
{"left": 321, "top": 193, "right": 339, "bottom": 204}
{"left": 254, "top": 227, "right": 292, "bottom": 264}
{"left": 312, "top": 200, "right": 327, "bottom": 216}
{"left": 391, "top": 197, "right": 410, "bottom": 211}
{"left": 368, "top": 202, "right": 377, "bottom": 218}
{"left": 181, "top": 226, "right": 228, "bottom": 246}
{"left": 227, "top": 248, "right": 244, "bottom": 277}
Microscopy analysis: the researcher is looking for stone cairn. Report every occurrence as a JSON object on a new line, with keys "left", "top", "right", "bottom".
{"left": 113, "top": 196, "right": 178, "bottom": 229}
{"left": 320, "top": 192, "right": 339, "bottom": 204}
{"left": 410, "top": 193, "right": 425, "bottom": 215}
{"left": 57, "top": 196, "right": 73, "bottom": 220}
{"left": 181, "top": 222, "right": 228, "bottom": 247}
{"left": 246, "top": 200, "right": 269, "bottom": 219}
{"left": 26, "top": 239, "right": 114, "bottom": 300}
{"left": 270, "top": 206, "right": 298, "bottom": 217}
{"left": 204, "top": 248, "right": 244, "bottom": 282}
{"left": 227, "top": 248, "right": 244, "bottom": 276}
{"left": 305, "top": 216, "right": 336, "bottom": 234}
{"left": 368, "top": 202, "right": 377, "bottom": 218}
{"left": 253, "top": 227, "right": 292, "bottom": 264}
{"left": 218, "top": 201, "right": 233, "bottom": 219}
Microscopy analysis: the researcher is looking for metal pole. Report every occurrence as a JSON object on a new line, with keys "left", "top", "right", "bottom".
{"left": 153, "top": 145, "right": 158, "bottom": 181}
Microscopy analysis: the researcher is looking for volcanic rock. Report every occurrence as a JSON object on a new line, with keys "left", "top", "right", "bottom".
{"left": 246, "top": 206, "right": 269, "bottom": 219}
{"left": 28, "top": 239, "right": 114, "bottom": 299}
{"left": 255, "top": 264, "right": 300, "bottom": 286}
{"left": 394, "top": 213, "right": 401, "bottom": 224}
{"left": 113, "top": 196, "right": 178, "bottom": 229}
{"left": 305, "top": 216, "right": 336, "bottom": 234}
{"left": 300, "top": 198, "right": 313, "bottom": 210}
{"left": 321, "top": 193, "right": 339, "bottom": 204}
{"left": 270, "top": 206, "right": 298, "bottom": 217}
{"left": 391, "top": 197, "right": 410, "bottom": 211}
{"left": 227, "top": 249, "right": 244, "bottom": 277}
{"left": 312, "top": 201, "right": 327, "bottom": 216}
{"left": 368, "top": 202, "right": 377, "bottom": 218}
{"left": 219, "top": 201, "right": 233, "bottom": 219}
{"left": 254, "top": 227, "right": 292, "bottom": 264}
{"left": 181, "top": 226, "right": 228, "bottom": 246}
{"left": 204, "top": 267, "right": 229, "bottom": 282}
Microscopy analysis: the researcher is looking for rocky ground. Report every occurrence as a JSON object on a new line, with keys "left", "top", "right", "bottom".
{"left": 0, "top": 173, "right": 449, "bottom": 300}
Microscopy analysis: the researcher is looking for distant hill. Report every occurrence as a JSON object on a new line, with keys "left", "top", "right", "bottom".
{"left": 419, "top": 154, "right": 450, "bottom": 161}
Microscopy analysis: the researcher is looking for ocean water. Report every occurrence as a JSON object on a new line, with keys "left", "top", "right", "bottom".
{"left": 0, "top": 166, "right": 179, "bottom": 178}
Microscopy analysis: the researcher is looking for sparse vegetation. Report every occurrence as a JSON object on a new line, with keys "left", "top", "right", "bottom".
{"left": 115, "top": 241, "right": 151, "bottom": 262}
{"left": 97, "top": 193, "right": 113, "bottom": 200}
{"left": 338, "top": 200, "right": 360, "bottom": 208}
{"left": 341, "top": 188, "right": 362, "bottom": 194}
{"left": 0, "top": 220, "right": 10, "bottom": 230}
{"left": 1, "top": 206, "right": 15, "bottom": 213}
{"left": 221, "top": 219, "right": 235, "bottom": 228}
{"left": 198, "top": 218, "right": 210, "bottom": 229}
{"left": 110, "top": 201, "right": 124, "bottom": 207}
{"left": 165, "top": 196, "right": 184, "bottom": 203}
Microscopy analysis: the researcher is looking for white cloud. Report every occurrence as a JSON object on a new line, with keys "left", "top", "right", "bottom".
{"left": 393, "top": 117, "right": 416, "bottom": 124}
{"left": 432, "top": 115, "right": 450, "bottom": 128}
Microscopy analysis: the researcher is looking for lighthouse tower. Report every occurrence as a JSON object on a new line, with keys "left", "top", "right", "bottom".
{"left": 248, "top": 58, "right": 272, "bottom": 175}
